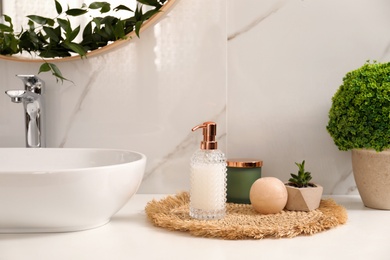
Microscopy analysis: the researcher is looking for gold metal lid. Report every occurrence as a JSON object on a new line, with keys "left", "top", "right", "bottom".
{"left": 227, "top": 159, "right": 263, "bottom": 168}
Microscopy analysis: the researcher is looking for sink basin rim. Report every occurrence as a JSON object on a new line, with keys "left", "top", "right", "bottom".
{"left": 0, "top": 147, "right": 146, "bottom": 174}
{"left": 0, "top": 147, "right": 147, "bottom": 233}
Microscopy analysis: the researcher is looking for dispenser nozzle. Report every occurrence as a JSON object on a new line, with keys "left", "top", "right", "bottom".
{"left": 192, "top": 121, "right": 218, "bottom": 150}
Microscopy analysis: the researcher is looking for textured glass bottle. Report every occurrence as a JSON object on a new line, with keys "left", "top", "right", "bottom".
{"left": 190, "top": 122, "right": 227, "bottom": 220}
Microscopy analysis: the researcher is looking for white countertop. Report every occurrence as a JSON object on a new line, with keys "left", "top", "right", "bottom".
{"left": 0, "top": 194, "right": 389, "bottom": 260}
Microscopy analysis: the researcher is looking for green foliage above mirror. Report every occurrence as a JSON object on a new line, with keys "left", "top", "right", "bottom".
{"left": 0, "top": 0, "right": 172, "bottom": 82}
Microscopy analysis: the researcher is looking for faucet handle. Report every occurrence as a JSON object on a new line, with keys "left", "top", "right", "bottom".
{"left": 16, "top": 75, "right": 44, "bottom": 94}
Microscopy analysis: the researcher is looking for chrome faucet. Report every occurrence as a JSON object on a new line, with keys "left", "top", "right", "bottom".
{"left": 5, "top": 75, "right": 45, "bottom": 148}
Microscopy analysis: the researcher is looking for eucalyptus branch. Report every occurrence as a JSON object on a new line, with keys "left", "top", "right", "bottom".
{"left": 38, "top": 61, "right": 73, "bottom": 84}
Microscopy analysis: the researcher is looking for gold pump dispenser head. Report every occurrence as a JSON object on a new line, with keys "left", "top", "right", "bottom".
{"left": 192, "top": 121, "right": 218, "bottom": 150}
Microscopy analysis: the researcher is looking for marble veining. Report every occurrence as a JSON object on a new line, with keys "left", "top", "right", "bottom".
{"left": 228, "top": 0, "right": 288, "bottom": 41}
{"left": 144, "top": 106, "right": 227, "bottom": 181}
{"left": 139, "top": 106, "right": 227, "bottom": 193}
{"left": 330, "top": 170, "right": 358, "bottom": 195}
{"left": 58, "top": 62, "right": 105, "bottom": 148}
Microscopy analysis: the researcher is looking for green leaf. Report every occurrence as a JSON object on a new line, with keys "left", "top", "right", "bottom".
{"left": 92, "top": 17, "right": 102, "bottom": 29}
{"left": 66, "top": 25, "right": 80, "bottom": 42}
{"left": 113, "top": 20, "right": 125, "bottom": 39}
{"left": 113, "top": 5, "right": 133, "bottom": 12}
{"left": 24, "top": 30, "right": 40, "bottom": 45}
{"left": 19, "top": 32, "right": 36, "bottom": 51}
{"left": 89, "top": 2, "right": 111, "bottom": 13}
{"left": 137, "top": 0, "right": 162, "bottom": 8}
{"left": 27, "top": 15, "right": 55, "bottom": 26}
{"left": 134, "top": 5, "right": 143, "bottom": 20}
{"left": 0, "top": 24, "right": 13, "bottom": 32}
{"left": 39, "top": 62, "right": 73, "bottom": 84}
{"left": 43, "top": 26, "right": 60, "bottom": 42}
{"left": 50, "top": 63, "right": 66, "bottom": 81}
{"left": 142, "top": 9, "right": 160, "bottom": 21}
{"left": 57, "top": 18, "right": 70, "bottom": 31}
{"left": 82, "top": 21, "right": 93, "bottom": 38}
{"left": 103, "top": 23, "right": 115, "bottom": 40}
{"left": 40, "top": 49, "right": 71, "bottom": 58}
{"left": 89, "top": 2, "right": 108, "bottom": 9}
{"left": 65, "top": 8, "right": 88, "bottom": 16}
{"left": 27, "top": 20, "right": 35, "bottom": 30}
{"left": 4, "top": 14, "right": 13, "bottom": 25}
{"left": 9, "top": 38, "right": 20, "bottom": 53}
{"left": 135, "top": 21, "right": 142, "bottom": 37}
{"left": 54, "top": 0, "right": 63, "bottom": 14}
{"left": 0, "top": 33, "right": 19, "bottom": 54}
{"left": 38, "top": 62, "right": 51, "bottom": 73}
{"left": 100, "top": 3, "right": 111, "bottom": 13}
{"left": 100, "top": 15, "right": 118, "bottom": 24}
{"left": 62, "top": 42, "right": 86, "bottom": 56}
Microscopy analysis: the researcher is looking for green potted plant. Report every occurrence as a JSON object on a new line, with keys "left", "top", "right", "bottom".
{"left": 327, "top": 60, "right": 390, "bottom": 210}
{"left": 285, "top": 160, "right": 323, "bottom": 211}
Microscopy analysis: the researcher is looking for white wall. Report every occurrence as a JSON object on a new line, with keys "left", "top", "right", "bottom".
{"left": 1, "top": 0, "right": 389, "bottom": 195}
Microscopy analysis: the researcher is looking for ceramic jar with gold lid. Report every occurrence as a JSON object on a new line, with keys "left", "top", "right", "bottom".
{"left": 226, "top": 159, "right": 263, "bottom": 204}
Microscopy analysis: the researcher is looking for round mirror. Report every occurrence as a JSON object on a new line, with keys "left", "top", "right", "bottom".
{"left": 0, "top": 0, "right": 175, "bottom": 62}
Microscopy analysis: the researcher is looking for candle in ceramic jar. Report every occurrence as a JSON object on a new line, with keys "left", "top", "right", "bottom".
{"left": 226, "top": 159, "right": 263, "bottom": 204}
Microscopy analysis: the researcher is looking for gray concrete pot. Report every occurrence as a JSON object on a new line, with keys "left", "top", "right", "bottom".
{"left": 352, "top": 149, "right": 390, "bottom": 210}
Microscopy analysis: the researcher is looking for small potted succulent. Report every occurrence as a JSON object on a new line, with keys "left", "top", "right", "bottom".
{"left": 285, "top": 160, "right": 323, "bottom": 211}
{"left": 327, "top": 61, "right": 390, "bottom": 209}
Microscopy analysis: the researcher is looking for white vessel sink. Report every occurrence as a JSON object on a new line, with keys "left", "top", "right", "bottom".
{"left": 0, "top": 148, "right": 146, "bottom": 233}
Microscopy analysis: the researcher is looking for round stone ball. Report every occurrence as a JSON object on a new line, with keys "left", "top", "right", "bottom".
{"left": 249, "top": 177, "right": 288, "bottom": 214}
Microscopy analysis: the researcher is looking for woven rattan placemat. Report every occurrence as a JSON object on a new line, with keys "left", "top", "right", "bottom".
{"left": 145, "top": 192, "right": 348, "bottom": 240}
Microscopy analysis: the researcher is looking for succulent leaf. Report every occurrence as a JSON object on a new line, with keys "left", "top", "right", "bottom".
{"left": 288, "top": 160, "right": 313, "bottom": 188}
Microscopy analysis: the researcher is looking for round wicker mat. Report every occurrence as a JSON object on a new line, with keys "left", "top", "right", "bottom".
{"left": 145, "top": 192, "right": 348, "bottom": 240}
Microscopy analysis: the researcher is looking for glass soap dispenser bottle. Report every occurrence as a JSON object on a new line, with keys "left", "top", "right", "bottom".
{"left": 190, "top": 121, "right": 227, "bottom": 220}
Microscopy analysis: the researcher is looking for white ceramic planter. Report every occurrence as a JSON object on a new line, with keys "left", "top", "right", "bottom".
{"left": 352, "top": 149, "right": 390, "bottom": 210}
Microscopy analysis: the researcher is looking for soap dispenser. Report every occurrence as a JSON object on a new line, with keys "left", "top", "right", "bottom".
{"left": 190, "top": 121, "right": 227, "bottom": 220}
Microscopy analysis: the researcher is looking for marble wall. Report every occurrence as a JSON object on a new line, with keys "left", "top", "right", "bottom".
{"left": 1, "top": 0, "right": 389, "bottom": 195}
{"left": 227, "top": 0, "right": 390, "bottom": 195}
{"left": 0, "top": 0, "right": 226, "bottom": 194}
